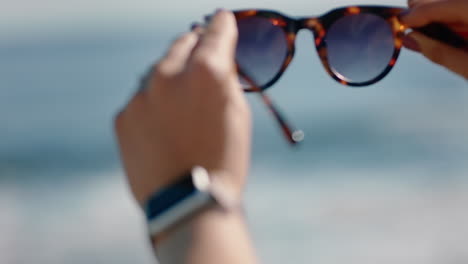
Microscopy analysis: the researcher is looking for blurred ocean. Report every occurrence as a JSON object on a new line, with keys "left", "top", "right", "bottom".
{"left": 1, "top": 18, "right": 468, "bottom": 264}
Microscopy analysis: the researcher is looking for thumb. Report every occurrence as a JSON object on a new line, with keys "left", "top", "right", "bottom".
{"left": 207, "top": 10, "right": 239, "bottom": 62}
{"left": 404, "top": 31, "right": 468, "bottom": 78}
{"left": 192, "top": 10, "right": 238, "bottom": 66}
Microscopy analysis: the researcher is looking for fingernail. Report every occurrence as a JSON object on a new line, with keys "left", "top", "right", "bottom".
{"left": 205, "top": 9, "right": 226, "bottom": 25}
{"left": 206, "top": 9, "right": 225, "bottom": 25}
{"left": 215, "top": 8, "right": 225, "bottom": 14}
{"left": 398, "top": 9, "right": 412, "bottom": 22}
{"left": 190, "top": 23, "right": 200, "bottom": 31}
{"left": 403, "top": 35, "right": 421, "bottom": 52}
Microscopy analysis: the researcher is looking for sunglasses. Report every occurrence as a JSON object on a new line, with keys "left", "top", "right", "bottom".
{"left": 204, "top": 6, "right": 467, "bottom": 144}
{"left": 234, "top": 6, "right": 467, "bottom": 90}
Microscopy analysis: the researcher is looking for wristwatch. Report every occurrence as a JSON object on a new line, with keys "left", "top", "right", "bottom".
{"left": 144, "top": 166, "right": 237, "bottom": 244}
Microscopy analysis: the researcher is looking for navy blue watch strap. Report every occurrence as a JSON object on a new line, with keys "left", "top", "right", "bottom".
{"left": 144, "top": 166, "right": 218, "bottom": 239}
{"left": 145, "top": 171, "right": 196, "bottom": 221}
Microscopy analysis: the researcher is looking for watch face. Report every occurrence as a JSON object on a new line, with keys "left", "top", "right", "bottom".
{"left": 145, "top": 174, "right": 196, "bottom": 220}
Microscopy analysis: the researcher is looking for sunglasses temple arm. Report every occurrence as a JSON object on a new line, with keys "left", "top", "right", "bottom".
{"left": 236, "top": 65, "right": 303, "bottom": 145}
{"left": 189, "top": 21, "right": 300, "bottom": 144}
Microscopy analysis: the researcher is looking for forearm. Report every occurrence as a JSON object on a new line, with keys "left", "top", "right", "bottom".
{"left": 156, "top": 208, "right": 258, "bottom": 264}
{"left": 115, "top": 10, "right": 256, "bottom": 264}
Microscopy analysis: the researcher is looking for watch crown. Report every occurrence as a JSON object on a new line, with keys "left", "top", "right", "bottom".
{"left": 192, "top": 166, "right": 211, "bottom": 191}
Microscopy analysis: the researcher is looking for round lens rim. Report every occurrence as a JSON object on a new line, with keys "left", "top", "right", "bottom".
{"left": 318, "top": 12, "right": 403, "bottom": 87}
{"left": 234, "top": 11, "right": 294, "bottom": 92}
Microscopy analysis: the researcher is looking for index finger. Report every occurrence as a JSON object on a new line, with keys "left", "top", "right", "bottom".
{"left": 190, "top": 10, "right": 238, "bottom": 66}
{"left": 401, "top": 0, "right": 468, "bottom": 27}
{"left": 408, "top": 0, "right": 443, "bottom": 8}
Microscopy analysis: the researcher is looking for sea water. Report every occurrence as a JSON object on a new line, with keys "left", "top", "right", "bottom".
{"left": 1, "top": 28, "right": 468, "bottom": 264}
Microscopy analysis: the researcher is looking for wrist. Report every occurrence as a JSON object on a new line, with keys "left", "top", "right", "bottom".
{"left": 133, "top": 164, "right": 246, "bottom": 206}
{"left": 153, "top": 201, "right": 245, "bottom": 249}
{"left": 155, "top": 206, "right": 256, "bottom": 264}
{"left": 132, "top": 166, "right": 190, "bottom": 206}
{"left": 143, "top": 166, "right": 245, "bottom": 246}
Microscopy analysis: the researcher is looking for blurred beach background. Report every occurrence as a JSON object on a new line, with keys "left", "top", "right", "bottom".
{"left": 1, "top": 0, "right": 468, "bottom": 263}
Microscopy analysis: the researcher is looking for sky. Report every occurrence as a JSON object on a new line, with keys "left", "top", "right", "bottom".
{"left": 0, "top": 0, "right": 407, "bottom": 37}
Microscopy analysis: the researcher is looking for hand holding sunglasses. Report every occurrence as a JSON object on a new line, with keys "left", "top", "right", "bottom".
{"left": 401, "top": 0, "right": 468, "bottom": 78}
{"left": 233, "top": 5, "right": 467, "bottom": 90}
{"left": 203, "top": 5, "right": 467, "bottom": 145}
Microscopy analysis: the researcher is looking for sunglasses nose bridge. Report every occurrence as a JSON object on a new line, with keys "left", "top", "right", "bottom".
{"left": 297, "top": 18, "right": 326, "bottom": 48}
{"left": 298, "top": 18, "right": 318, "bottom": 31}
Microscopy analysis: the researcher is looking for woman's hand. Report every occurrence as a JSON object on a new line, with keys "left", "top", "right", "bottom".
{"left": 402, "top": 0, "right": 468, "bottom": 78}
{"left": 114, "top": 10, "right": 251, "bottom": 205}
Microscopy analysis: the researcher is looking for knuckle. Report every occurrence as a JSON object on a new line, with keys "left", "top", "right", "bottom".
{"left": 125, "top": 92, "right": 148, "bottom": 117}
{"left": 154, "top": 61, "right": 174, "bottom": 80}
{"left": 425, "top": 44, "right": 446, "bottom": 65}
{"left": 166, "top": 32, "right": 198, "bottom": 62}
{"left": 192, "top": 52, "right": 216, "bottom": 72}
{"left": 131, "top": 92, "right": 147, "bottom": 108}
{"left": 231, "top": 100, "right": 251, "bottom": 120}
{"left": 114, "top": 110, "right": 126, "bottom": 133}
{"left": 217, "top": 87, "right": 250, "bottom": 114}
{"left": 226, "top": 98, "right": 252, "bottom": 127}
{"left": 231, "top": 93, "right": 251, "bottom": 115}
{"left": 191, "top": 52, "right": 230, "bottom": 80}
{"left": 173, "top": 32, "right": 196, "bottom": 47}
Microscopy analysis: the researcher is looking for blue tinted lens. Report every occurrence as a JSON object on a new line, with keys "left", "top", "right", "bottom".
{"left": 236, "top": 17, "right": 288, "bottom": 88}
{"left": 325, "top": 13, "right": 395, "bottom": 83}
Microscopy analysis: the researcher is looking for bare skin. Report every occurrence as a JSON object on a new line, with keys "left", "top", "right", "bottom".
{"left": 115, "top": 10, "right": 251, "bottom": 205}
{"left": 114, "top": 3, "right": 468, "bottom": 264}
{"left": 402, "top": 0, "right": 468, "bottom": 78}
{"left": 115, "top": 10, "right": 257, "bottom": 264}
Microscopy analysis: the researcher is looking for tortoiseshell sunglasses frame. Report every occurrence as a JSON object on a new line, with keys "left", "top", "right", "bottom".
{"left": 233, "top": 6, "right": 408, "bottom": 91}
